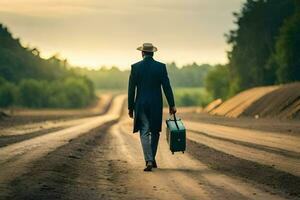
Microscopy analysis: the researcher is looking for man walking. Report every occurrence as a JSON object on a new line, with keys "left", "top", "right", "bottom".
{"left": 128, "top": 43, "right": 177, "bottom": 172}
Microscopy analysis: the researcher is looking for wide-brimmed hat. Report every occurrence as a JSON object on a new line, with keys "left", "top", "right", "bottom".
{"left": 137, "top": 43, "right": 158, "bottom": 52}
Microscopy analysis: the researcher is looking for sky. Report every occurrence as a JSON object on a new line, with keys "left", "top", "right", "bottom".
{"left": 0, "top": 0, "right": 244, "bottom": 69}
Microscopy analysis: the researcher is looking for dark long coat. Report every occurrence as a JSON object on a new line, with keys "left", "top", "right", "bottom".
{"left": 128, "top": 56, "right": 175, "bottom": 133}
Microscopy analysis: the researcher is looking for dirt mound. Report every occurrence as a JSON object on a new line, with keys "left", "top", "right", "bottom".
{"left": 209, "top": 86, "right": 279, "bottom": 118}
{"left": 204, "top": 99, "right": 222, "bottom": 113}
{"left": 208, "top": 82, "right": 300, "bottom": 119}
{"left": 242, "top": 82, "right": 300, "bottom": 119}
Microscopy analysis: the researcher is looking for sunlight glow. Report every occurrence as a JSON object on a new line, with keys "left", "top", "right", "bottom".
{"left": 0, "top": 0, "right": 244, "bottom": 69}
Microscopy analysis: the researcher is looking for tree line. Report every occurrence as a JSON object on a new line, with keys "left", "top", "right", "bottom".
{"left": 75, "top": 62, "right": 212, "bottom": 90}
{"left": 0, "top": 24, "right": 95, "bottom": 108}
{"left": 205, "top": 0, "right": 300, "bottom": 100}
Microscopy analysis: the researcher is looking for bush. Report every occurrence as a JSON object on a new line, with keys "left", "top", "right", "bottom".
{"left": 205, "top": 65, "right": 230, "bottom": 100}
{"left": 164, "top": 87, "right": 212, "bottom": 107}
{"left": 63, "top": 77, "right": 91, "bottom": 108}
{"left": 18, "top": 79, "right": 47, "bottom": 108}
{"left": 46, "top": 81, "right": 69, "bottom": 108}
{"left": 0, "top": 77, "right": 96, "bottom": 109}
{"left": 0, "top": 80, "right": 17, "bottom": 107}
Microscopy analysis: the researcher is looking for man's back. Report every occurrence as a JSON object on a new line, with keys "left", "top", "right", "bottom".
{"left": 131, "top": 56, "right": 165, "bottom": 105}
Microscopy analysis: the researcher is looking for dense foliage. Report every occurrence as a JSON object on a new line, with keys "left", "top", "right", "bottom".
{"left": 273, "top": 4, "right": 300, "bottom": 83}
{"left": 205, "top": 65, "right": 230, "bottom": 100}
{"left": 0, "top": 24, "right": 95, "bottom": 108}
{"left": 167, "top": 88, "right": 212, "bottom": 107}
{"left": 205, "top": 0, "right": 299, "bottom": 100}
{"left": 167, "top": 63, "right": 211, "bottom": 88}
{"left": 225, "top": 0, "right": 298, "bottom": 95}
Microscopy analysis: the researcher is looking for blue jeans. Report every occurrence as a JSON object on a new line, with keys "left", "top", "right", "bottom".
{"left": 139, "top": 107, "right": 160, "bottom": 162}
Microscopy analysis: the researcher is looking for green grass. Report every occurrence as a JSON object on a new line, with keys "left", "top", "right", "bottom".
{"left": 165, "top": 87, "right": 212, "bottom": 107}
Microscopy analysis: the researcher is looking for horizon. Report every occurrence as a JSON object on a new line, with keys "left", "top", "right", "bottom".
{"left": 0, "top": 0, "right": 245, "bottom": 70}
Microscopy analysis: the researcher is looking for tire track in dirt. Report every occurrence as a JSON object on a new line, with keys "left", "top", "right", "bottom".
{"left": 185, "top": 121, "right": 300, "bottom": 154}
{"left": 0, "top": 127, "right": 64, "bottom": 148}
{"left": 0, "top": 95, "right": 126, "bottom": 199}
{"left": 187, "top": 130, "right": 300, "bottom": 177}
{"left": 0, "top": 94, "right": 114, "bottom": 147}
{"left": 183, "top": 124, "right": 300, "bottom": 198}
{"left": 189, "top": 130, "right": 300, "bottom": 159}
{"left": 187, "top": 139, "right": 300, "bottom": 198}
{"left": 7, "top": 120, "right": 117, "bottom": 200}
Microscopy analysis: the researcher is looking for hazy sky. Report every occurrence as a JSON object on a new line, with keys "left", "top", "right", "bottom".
{"left": 0, "top": 0, "right": 244, "bottom": 69}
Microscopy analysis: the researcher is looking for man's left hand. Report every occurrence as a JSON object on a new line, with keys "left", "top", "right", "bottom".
{"left": 169, "top": 106, "right": 177, "bottom": 115}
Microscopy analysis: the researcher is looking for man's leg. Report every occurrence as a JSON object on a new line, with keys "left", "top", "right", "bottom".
{"left": 139, "top": 110, "right": 154, "bottom": 164}
{"left": 151, "top": 132, "right": 160, "bottom": 160}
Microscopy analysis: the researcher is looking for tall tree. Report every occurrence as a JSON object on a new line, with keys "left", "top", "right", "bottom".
{"left": 273, "top": 1, "right": 300, "bottom": 83}
{"left": 226, "top": 0, "right": 295, "bottom": 94}
{"left": 0, "top": 24, "right": 70, "bottom": 82}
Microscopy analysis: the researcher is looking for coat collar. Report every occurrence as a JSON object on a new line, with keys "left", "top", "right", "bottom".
{"left": 143, "top": 55, "right": 154, "bottom": 61}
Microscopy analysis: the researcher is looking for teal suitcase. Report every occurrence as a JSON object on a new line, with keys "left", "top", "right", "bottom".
{"left": 166, "top": 114, "right": 186, "bottom": 154}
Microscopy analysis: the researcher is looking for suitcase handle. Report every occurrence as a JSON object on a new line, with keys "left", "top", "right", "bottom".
{"left": 172, "top": 114, "right": 179, "bottom": 130}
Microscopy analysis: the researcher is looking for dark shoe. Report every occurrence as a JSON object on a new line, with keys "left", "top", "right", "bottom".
{"left": 144, "top": 163, "right": 153, "bottom": 172}
{"left": 153, "top": 160, "right": 157, "bottom": 168}
{"left": 146, "top": 161, "right": 157, "bottom": 168}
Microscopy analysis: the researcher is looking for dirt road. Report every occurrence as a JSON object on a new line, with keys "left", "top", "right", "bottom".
{"left": 0, "top": 95, "right": 299, "bottom": 200}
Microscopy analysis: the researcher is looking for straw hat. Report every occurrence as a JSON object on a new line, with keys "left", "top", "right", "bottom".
{"left": 137, "top": 43, "right": 158, "bottom": 52}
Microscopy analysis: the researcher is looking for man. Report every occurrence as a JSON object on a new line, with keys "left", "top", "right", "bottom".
{"left": 128, "top": 43, "right": 177, "bottom": 172}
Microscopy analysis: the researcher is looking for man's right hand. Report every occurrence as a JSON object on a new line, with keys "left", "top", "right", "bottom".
{"left": 169, "top": 106, "right": 177, "bottom": 115}
{"left": 128, "top": 109, "right": 134, "bottom": 118}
